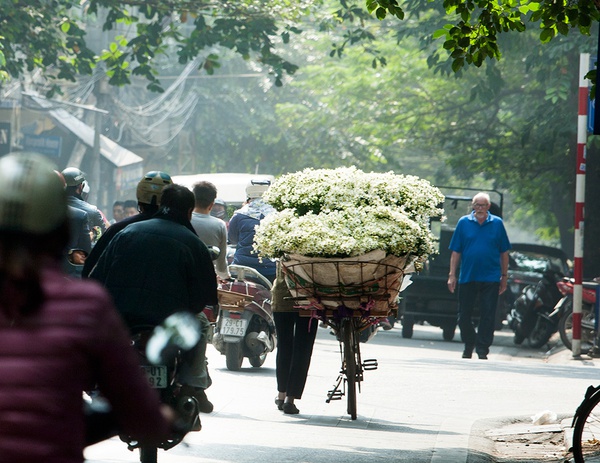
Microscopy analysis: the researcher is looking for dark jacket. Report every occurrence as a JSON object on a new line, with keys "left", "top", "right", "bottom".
{"left": 228, "top": 210, "right": 276, "bottom": 282}
{"left": 90, "top": 215, "right": 218, "bottom": 328}
{"left": 82, "top": 212, "right": 151, "bottom": 278}
{"left": 67, "top": 206, "right": 91, "bottom": 254}
{"left": 0, "top": 264, "right": 170, "bottom": 462}
{"left": 67, "top": 195, "right": 106, "bottom": 233}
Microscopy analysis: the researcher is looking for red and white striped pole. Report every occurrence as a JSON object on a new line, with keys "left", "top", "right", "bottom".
{"left": 573, "top": 53, "right": 589, "bottom": 357}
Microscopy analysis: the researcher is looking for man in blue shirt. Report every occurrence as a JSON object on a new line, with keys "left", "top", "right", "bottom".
{"left": 447, "top": 192, "right": 511, "bottom": 359}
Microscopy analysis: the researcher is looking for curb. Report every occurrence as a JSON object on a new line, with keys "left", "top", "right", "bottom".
{"left": 471, "top": 413, "right": 573, "bottom": 462}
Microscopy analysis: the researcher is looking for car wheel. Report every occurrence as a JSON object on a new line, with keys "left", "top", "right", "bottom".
{"left": 442, "top": 323, "right": 456, "bottom": 341}
{"left": 401, "top": 314, "right": 414, "bottom": 339}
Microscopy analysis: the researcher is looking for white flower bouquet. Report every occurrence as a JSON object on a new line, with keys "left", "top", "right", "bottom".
{"left": 255, "top": 166, "right": 443, "bottom": 260}
{"left": 253, "top": 167, "right": 444, "bottom": 313}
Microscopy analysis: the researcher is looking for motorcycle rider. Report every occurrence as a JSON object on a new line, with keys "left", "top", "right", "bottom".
{"left": 228, "top": 178, "right": 277, "bottom": 282}
{"left": 191, "top": 181, "right": 231, "bottom": 282}
{"left": 54, "top": 171, "right": 92, "bottom": 278}
{"left": 61, "top": 167, "right": 108, "bottom": 238}
{"left": 82, "top": 171, "right": 172, "bottom": 278}
{"left": 89, "top": 184, "right": 218, "bottom": 414}
{"left": 0, "top": 152, "right": 173, "bottom": 462}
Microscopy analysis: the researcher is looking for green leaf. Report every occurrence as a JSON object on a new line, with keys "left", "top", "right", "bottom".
{"left": 451, "top": 57, "right": 464, "bottom": 72}
{"left": 443, "top": 40, "right": 457, "bottom": 50}
{"left": 433, "top": 29, "right": 448, "bottom": 39}
{"left": 539, "top": 28, "right": 555, "bottom": 43}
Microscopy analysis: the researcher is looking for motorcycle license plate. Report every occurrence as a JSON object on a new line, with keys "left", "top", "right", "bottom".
{"left": 221, "top": 317, "right": 248, "bottom": 337}
{"left": 142, "top": 365, "right": 168, "bottom": 388}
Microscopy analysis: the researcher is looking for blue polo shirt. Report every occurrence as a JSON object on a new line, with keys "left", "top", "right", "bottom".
{"left": 449, "top": 212, "right": 511, "bottom": 284}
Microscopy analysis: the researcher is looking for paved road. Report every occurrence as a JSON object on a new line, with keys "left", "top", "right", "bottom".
{"left": 85, "top": 323, "right": 600, "bottom": 463}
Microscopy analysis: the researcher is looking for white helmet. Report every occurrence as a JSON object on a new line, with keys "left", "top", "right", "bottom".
{"left": 0, "top": 152, "right": 67, "bottom": 234}
{"left": 246, "top": 178, "right": 271, "bottom": 200}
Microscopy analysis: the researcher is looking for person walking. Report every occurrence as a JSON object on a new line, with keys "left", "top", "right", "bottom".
{"left": 89, "top": 184, "right": 218, "bottom": 413}
{"left": 0, "top": 152, "right": 173, "bottom": 463}
{"left": 272, "top": 262, "right": 318, "bottom": 414}
{"left": 447, "top": 192, "right": 511, "bottom": 360}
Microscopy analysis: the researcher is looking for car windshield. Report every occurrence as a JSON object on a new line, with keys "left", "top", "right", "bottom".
{"left": 510, "top": 250, "right": 566, "bottom": 274}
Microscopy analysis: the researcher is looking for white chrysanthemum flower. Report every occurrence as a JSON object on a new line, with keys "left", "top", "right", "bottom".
{"left": 255, "top": 167, "right": 443, "bottom": 260}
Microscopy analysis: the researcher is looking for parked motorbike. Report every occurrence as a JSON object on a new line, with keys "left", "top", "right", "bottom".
{"left": 85, "top": 312, "right": 203, "bottom": 463}
{"left": 556, "top": 277, "right": 598, "bottom": 353}
{"left": 507, "top": 269, "right": 564, "bottom": 348}
{"left": 213, "top": 264, "right": 276, "bottom": 371}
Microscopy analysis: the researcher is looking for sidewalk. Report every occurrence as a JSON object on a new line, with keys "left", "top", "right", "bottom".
{"left": 475, "top": 344, "right": 597, "bottom": 463}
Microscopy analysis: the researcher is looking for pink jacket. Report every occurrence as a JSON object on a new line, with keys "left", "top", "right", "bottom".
{"left": 0, "top": 264, "right": 170, "bottom": 463}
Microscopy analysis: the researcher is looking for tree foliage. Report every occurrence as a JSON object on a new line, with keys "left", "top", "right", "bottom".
{"left": 368, "top": 0, "right": 600, "bottom": 73}
{"left": 0, "top": 0, "right": 314, "bottom": 95}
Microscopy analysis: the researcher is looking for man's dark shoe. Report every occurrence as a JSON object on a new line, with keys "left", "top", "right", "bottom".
{"left": 194, "top": 388, "right": 214, "bottom": 413}
{"left": 191, "top": 415, "right": 202, "bottom": 431}
{"left": 181, "top": 385, "right": 213, "bottom": 413}
{"left": 462, "top": 350, "right": 473, "bottom": 359}
{"left": 282, "top": 402, "right": 300, "bottom": 415}
{"left": 478, "top": 354, "right": 488, "bottom": 360}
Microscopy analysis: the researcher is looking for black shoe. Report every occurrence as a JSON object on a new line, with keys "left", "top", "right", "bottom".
{"left": 282, "top": 402, "right": 299, "bottom": 415}
{"left": 478, "top": 354, "right": 488, "bottom": 360}
{"left": 182, "top": 386, "right": 214, "bottom": 414}
{"left": 275, "top": 397, "right": 284, "bottom": 410}
{"left": 191, "top": 415, "right": 202, "bottom": 432}
{"left": 194, "top": 389, "right": 214, "bottom": 413}
{"left": 462, "top": 350, "right": 473, "bottom": 359}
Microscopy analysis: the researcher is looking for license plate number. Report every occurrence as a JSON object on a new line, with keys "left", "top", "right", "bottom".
{"left": 142, "top": 365, "right": 168, "bottom": 388}
{"left": 221, "top": 317, "right": 247, "bottom": 336}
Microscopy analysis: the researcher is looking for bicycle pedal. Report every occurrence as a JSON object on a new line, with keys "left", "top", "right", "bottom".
{"left": 362, "top": 358, "right": 378, "bottom": 370}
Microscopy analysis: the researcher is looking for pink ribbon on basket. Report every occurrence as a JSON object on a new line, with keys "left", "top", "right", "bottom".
{"left": 294, "top": 299, "right": 324, "bottom": 332}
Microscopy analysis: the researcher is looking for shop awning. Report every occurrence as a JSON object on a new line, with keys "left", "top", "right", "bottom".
{"left": 25, "top": 93, "right": 143, "bottom": 168}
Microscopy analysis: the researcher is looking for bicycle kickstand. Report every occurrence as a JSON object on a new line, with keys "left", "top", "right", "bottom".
{"left": 326, "top": 374, "right": 344, "bottom": 403}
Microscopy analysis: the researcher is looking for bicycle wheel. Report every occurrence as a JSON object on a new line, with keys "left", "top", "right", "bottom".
{"left": 572, "top": 386, "right": 600, "bottom": 462}
{"left": 341, "top": 317, "right": 357, "bottom": 420}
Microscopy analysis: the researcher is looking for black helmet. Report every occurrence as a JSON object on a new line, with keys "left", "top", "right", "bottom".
{"left": 61, "top": 167, "right": 86, "bottom": 187}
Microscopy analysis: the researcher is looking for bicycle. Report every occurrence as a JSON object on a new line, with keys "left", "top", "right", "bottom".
{"left": 571, "top": 384, "right": 600, "bottom": 462}
{"left": 282, "top": 254, "right": 409, "bottom": 420}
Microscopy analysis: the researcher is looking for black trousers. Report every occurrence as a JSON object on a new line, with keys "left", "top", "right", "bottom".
{"left": 274, "top": 311, "right": 318, "bottom": 399}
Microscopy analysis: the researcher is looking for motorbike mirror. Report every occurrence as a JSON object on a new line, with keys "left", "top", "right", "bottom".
{"left": 207, "top": 245, "right": 220, "bottom": 261}
{"left": 146, "top": 312, "right": 202, "bottom": 365}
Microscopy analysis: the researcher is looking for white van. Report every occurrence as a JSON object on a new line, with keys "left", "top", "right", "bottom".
{"left": 172, "top": 173, "right": 275, "bottom": 209}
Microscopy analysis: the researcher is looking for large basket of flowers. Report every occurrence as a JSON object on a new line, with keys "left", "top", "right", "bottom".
{"left": 253, "top": 167, "right": 444, "bottom": 316}
{"left": 281, "top": 250, "right": 413, "bottom": 316}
